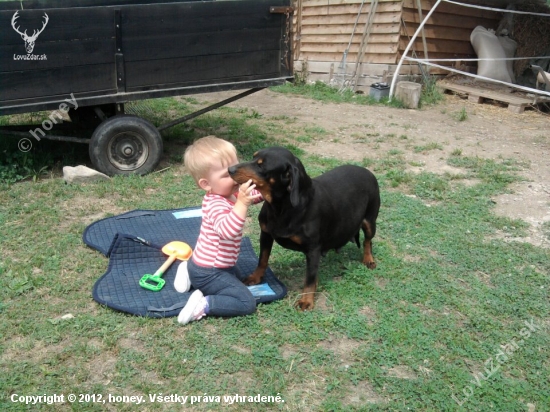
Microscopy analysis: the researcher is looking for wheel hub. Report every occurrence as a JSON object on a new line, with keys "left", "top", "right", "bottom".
{"left": 122, "top": 144, "right": 134, "bottom": 156}
{"left": 108, "top": 132, "right": 149, "bottom": 171}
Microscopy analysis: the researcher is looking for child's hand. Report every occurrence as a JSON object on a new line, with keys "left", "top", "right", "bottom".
{"left": 237, "top": 179, "right": 261, "bottom": 207}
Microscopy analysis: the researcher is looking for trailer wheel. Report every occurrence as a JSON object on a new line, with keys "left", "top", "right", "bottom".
{"left": 89, "top": 115, "right": 163, "bottom": 176}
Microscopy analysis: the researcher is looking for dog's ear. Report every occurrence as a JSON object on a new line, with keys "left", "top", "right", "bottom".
{"left": 287, "top": 159, "right": 301, "bottom": 207}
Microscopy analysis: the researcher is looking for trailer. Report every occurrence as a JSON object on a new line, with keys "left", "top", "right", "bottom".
{"left": 0, "top": 0, "right": 293, "bottom": 175}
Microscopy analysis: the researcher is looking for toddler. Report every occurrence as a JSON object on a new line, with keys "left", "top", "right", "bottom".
{"left": 177, "top": 136, "right": 262, "bottom": 324}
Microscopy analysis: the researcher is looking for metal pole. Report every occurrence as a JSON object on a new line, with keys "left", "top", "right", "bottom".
{"left": 157, "top": 88, "right": 263, "bottom": 132}
{"left": 1, "top": 129, "right": 91, "bottom": 144}
{"left": 416, "top": 0, "right": 430, "bottom": 63}
{"left": 352, "top": 0, "right": 379, "bottom": 92}
{"left": 389, "top": 0, "right": 443, "bottom": 99}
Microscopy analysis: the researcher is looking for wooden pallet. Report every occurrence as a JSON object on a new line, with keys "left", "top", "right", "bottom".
{"left": 438, "top": 80, "right": 550, "bottom": 114}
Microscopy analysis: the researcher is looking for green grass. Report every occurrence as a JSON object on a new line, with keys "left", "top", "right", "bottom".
{"left": 272, "top": 79, "right": 446, "bottom": 110}
{"left": 1, "top": 94, "right": 549, "bottom": 412}
{"left": 272, "top": 81, "right": 380, "bottom": 105}
{"left": 413, "top": 142, "right": 444, "bottom": 153}
{"left": 272, "top": 81, "right": 407, "bottom": 108}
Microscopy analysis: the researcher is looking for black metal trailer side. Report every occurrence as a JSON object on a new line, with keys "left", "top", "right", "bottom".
{"left": 0, "top": 0, "right": 293, "bottom": 175}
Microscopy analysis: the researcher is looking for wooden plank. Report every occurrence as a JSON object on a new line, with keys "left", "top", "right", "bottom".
{"left": 125, "top": 50, "right": 281, "bottom": 89}
{"left": 122, "top": 0, "right": 284, "bottom": 37}
{"left": 0, "top": 38, "right": 115, "bottom": 72}
{"left": 306, "top": 60, "right": 392, "bottom": 74}
{"left": 301, "top": 42, "right": 398, "bottom": 54}
{"left": 296, "top": 52, "right": 398, "bottom": 64}
{"left": 440, "top": 83, "right": 528, "bottom": 104}
{"left": 300, "top": 33, "right": 400, "bottom": 44}
{"left": 325, "top": 50, "right": 461, "bottom": 64}
{"left": 301, "top": 12, "right": 401, "bottom": 25}
{"left": 301, "top": 1, "right": 402, "bottom": 15}
{"left": 0, "top": 8, "right": 113, "bottom": 46}
{"left": 402, "top": 9, "right": 499, "bottom": 29}
{"left": 1, "top": 64, "right": 115, "bottom": 101}
{"left": 397, "top": 50, "right": 475, "bottom": 61}
{"left": 399, "top": 38, "right": 474, "bottom": 54}
{"left": 300, "top": 22, "right": 401, "bottom": 35}
{"left": 402, "top": 24, "right": 476, "bottom": 41}
{"left": 468, "top": 94, "right": 483, "bottom": 103}
{"left": 123, "top": 28, "right": 281, "bottom": 62}
{"left": 439, "top": 81, "right": 550, "bottom": 105}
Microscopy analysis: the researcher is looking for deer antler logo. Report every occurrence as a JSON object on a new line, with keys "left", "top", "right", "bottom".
{"left": 11, "top": 11, "right": 49, "bottom": 54}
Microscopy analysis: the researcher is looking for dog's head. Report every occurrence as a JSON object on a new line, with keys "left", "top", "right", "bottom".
{"left": 229, "top": 147, "right": 311, "bottom": 206}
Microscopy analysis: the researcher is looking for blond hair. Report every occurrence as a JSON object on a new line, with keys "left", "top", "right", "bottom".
{"left": 184, "top": 136, "right": 237, "bottom": 184}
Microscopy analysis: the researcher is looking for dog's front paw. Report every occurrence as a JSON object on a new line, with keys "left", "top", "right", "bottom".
{"left": 363, "top": 259, "right": 377, "bottom": 269}
{"left": 243, "top": 273, "right": 262, "bottom": 286}
{"left": 296, "top": 296, "right": 315, "bottom": 311}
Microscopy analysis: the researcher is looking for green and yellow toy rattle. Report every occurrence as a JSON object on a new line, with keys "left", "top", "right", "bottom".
{"left": 139, "top": 241, "right": 192, "bottom": 292}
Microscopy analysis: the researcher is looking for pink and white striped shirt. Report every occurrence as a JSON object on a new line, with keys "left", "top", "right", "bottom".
{"left": 192, "top": 191, "right": 261, "bottom": 268}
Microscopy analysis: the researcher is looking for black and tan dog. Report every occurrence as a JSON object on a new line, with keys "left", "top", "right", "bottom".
{"left": 229, "top": 147, "right": 380, "bottom": 310}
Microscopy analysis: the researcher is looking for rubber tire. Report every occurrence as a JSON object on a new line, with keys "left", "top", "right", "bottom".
{"left": 89, "top": 115, "right": 163, "bottom": 176}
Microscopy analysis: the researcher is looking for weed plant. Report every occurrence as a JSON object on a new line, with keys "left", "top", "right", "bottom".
{"left": 419, "top": 76, "right": 445, "bottom": 107}
{"left": 456, "top": 107, "right": 469, "bottom": 122}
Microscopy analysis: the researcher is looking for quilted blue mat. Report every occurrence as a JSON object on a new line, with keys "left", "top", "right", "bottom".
{"left": 84, "top": 208, "right": 287, "bottom": 317}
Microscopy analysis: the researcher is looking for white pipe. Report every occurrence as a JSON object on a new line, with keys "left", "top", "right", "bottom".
{"left": 389, "top": 0, "right": 443, "bottom": 99}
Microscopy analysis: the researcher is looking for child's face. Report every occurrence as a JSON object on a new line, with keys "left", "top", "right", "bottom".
{"left": 201, "top": 155, "right": 239, "bottom": 198}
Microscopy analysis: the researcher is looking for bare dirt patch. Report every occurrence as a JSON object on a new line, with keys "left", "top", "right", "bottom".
{"left": 196, "top": 89, "right": 550, "bottom": 248}
{"left": 318, "top": 336, "right": 362, "bottom": 365}
{"left": 344, "top": 380, "right": 388, "bottom": 406}
{"left": 87, "top": 353, "right": 117, "bottom": 385}
{"left": 384, "top": 364, "right": 418, "bottom": 380}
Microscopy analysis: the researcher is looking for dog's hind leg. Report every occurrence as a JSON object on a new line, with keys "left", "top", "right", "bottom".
{"left": 361, "top": 219, "right": 377, "bottom": 269}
